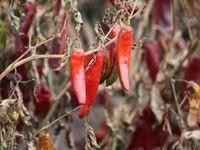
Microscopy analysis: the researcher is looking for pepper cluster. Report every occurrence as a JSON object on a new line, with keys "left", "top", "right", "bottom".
{"left": 70, "top": 24, "right": 133, "bottom": 119}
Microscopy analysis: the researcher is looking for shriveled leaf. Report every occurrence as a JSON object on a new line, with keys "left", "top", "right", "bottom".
{"left": 151, "top": 85, "right": 165, "bottom": 123}
{"left": 86, "top": 125, "right": 100, "bottom": 149}
{"left": 75, "top": 23, "right": 82, "bottom": 33}
{"left": 16, "top": 85, "right": 31, "bottom": 126}
{"left": 65, "top": 0, "right": 83, "bottom": 33}
{"left": 9, "top": 9, "right": 20, "bottom": 33}
{"left": 53, "top": 48, "right": 70, "bottom": 71}
{"left": 73, "top": 11, "right": 83, "bottom": 24}
{"left": 0, "top": 99, "right": 16, "bottom": 121}
{"left": 54, "top": 38, "right": 71, "bottom": 71}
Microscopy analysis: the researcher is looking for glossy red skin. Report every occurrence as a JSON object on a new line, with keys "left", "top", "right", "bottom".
{"left": 70, "top": 50, "right": 86, "bottom": 105}
{"left": 78, "top": 105, "right": 90, "bottom": 119}
{"left": 85, "top": 51, "right": 104, "bottom": 106}
{"left": 109, "top": 24, "right": 121, "bottom": 67}
{"left": 78, "top": 51, "right": 104, "bottom": 119}
{"left": 116, "top": 26, "right": 133, "bottom": 91}
{"left": 142, "top": 41, "right": 161, "bottom": 83}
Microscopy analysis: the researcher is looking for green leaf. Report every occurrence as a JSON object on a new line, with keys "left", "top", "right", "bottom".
{"left": 53, "top": 38, "right": 72, "bottom": 71}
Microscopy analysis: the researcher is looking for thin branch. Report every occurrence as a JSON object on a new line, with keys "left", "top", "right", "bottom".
{"left": 168, "top": 0, "right": 176, "bottom": 51}
{"left": 16, "top": 105, "right": 81, "bottom": 150}
{"left": 171, "top": 79, "right": 186, "bottom": 149}
{"left": 130, "top": 3, "right": 147, "bottom": 19}
{"left": 0, "top": 31, "right": 118, "bottom": 81}
{"left": 0, "top": 54, "right": 63, "bottom": 80}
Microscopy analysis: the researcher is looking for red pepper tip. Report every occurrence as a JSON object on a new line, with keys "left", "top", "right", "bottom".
{"left": 78, "top": 105, "right": 90, "bottom": 119}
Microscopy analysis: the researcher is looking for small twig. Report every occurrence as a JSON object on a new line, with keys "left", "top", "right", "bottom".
{"left": 171, "top": 78, "right": 186, "bottom": 149}
{"left": 16, "top": 105, "right": 81, "bottom": 150}
{"left": 130, "top": 0, "right": 138, "bottom": 18}
{"left": 171, "top": 79, "right": 185, "bottom": 128}
{"left": 143, "top": 0, "right": 155, "bottom": 21}
{"left": 130, "top": 3, "right": 147, "bottom": 19}
{"left": 167, "top": 0, "right": 176, "bottom": 53}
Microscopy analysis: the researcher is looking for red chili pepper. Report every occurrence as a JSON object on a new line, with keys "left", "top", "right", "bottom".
{"left": 106, "top": 24, "right": 121, "bottom": 86}
{"left": 54, "top": 0, "right": 61, "bottom": 17}
{"left": 78, "top": 105, "right": 90, "bottom": 119}
{"left": 100, "top": 51, "right": 111, "bottom": 84}
{"left": 116, "top": 26, "right": 133, "bottom": 91}
{"left": 142, "top": 41, "right": 161, "bottom": 83}
{"left": 127, "top": 105, "right": 166, "bottom": 150}
{"left": 78, "top": 51, "right": 104, "bottom": 119}
{"left": 37, "top": 132, "right": 52, "bottom": 150}
{"left": 154, "top": 0, "right": 172, "bottom": 33}
{"left": 85, "top": 51, "right": 104, "bottom": 106}
{"left": 70, "top": 48, "right": 86, "bottom": 105}
{"left": 14, "top": 2, "right": 36, "bottom": 80}
{"left": 34, "top": 82, "right": 51, "bottom": 115}
{"left": 187, "top": 81, "right": 200, "bottom": 129}
{"left": 49, "top": 12, "right": 68, "bottom": 75}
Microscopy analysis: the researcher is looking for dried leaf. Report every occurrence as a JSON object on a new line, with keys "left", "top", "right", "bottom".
{"left": 53, "top": 38, "right": 71, "bottom": 71}
{"left": 185, "top": 131, "right": 200, "bottom": 140}
{"left": 86, "top": 125, "right": 100, "bottom": 150}
{"left": 9, "top": 9, "right": 20, "bottom": 33}
{"left": 151, "top": 85, "right": 165, "bottom": 123}
{"left": 65, "top": 0, "right": 83, "bottom": 33}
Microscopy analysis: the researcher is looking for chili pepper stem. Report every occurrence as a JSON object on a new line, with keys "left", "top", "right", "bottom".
{"left": 172, "top": 79, "right": 194, "bottom": 87}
